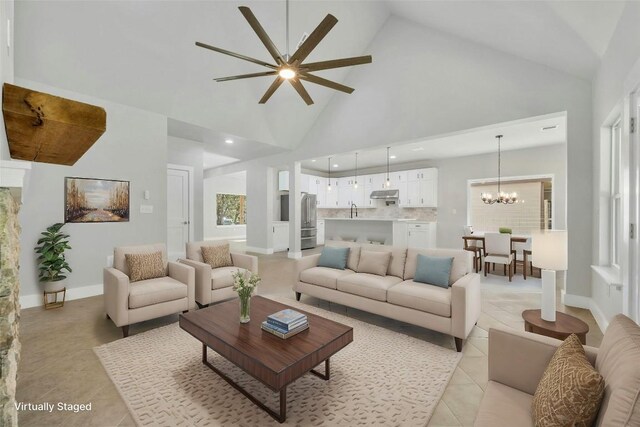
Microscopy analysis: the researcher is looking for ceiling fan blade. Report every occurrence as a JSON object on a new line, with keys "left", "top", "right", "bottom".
{"left": 215, "top": 71, "right": 278, "bottom": 82}
{"left": 195, "top": 41, "right": 277, "bottom": 70}
{"left": 289, "top": 79, "right": 314, "bottom": 105}
{"left": 301, "top": 55, "right": 372, "bottom": 72}
{"left": 238, "top": 6, "right": 285, "bottom": 65}
{"left": 289, "top": 14, "right": 338, "bottom": 63}
{"left": 299, "top": 73, "right": 354, "bottom": 94}
{"left": 259, "top": 77, "right": 284, "bottom": 104}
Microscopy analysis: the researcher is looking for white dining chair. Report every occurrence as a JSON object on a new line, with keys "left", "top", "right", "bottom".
{"left": 484, "top": 232, "right": 515, "bottom": 281}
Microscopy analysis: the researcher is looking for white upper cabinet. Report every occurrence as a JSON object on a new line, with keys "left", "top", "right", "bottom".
{"left": 300, "top": 174, "right": 311, "bottom": 193}
{"left": 303, "top": 168, "right": 436, "bottom": 209}
{"left": 325, "top": 178, "right": 339, "bottom": 207}
{"left": 337, "top": 177, "right": 352, "bottom": 208}
{"left": 278, "top": 170, "right": 289, "bottom": 191}
{"left": 405, "top": 168, "right": 438, "bottom": 207}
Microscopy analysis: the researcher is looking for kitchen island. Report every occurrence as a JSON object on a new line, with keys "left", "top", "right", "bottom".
{"left": 321, "top": 218, "right": 436, "bottom": 248}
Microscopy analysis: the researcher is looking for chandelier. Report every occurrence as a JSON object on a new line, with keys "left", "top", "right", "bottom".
{"left": 481, "top": 135, "right": 518, "bottom": 205}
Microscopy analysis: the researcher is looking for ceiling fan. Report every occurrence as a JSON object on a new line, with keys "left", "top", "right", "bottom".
{"left": 195, "top": 1, "right": 372, "bottom": 105}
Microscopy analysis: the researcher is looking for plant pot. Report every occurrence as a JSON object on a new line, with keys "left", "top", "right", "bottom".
{"left": 43, "top": 280, "right": 66, "bottom": 293}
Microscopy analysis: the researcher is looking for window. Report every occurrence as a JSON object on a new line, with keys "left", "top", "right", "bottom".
{"left": 610, "top": 118, "right": 622, "bottom": 268}
{"left": 216, "top": 194, "right": 246, "bottom": 226}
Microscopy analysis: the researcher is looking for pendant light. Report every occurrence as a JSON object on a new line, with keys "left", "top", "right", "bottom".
{"left": 481, "top": 135, "right": 517, "bottom": 205}
{"left": 354, "top": 152, "right": 359, "bottom": 189}
{"left": 327, "top": 157, "right": 332, "bottom": 191}
{"left": 385, "top": 147, "right": 391, "bottom": 188}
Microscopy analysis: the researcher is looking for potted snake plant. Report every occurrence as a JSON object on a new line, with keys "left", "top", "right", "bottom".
{"left": 34, "top": 223, "right": 72, "bottom": 293}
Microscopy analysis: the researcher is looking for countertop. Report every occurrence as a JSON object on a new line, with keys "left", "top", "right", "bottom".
{"left": 320, "top": 218, "right": 421, "bottom": 222}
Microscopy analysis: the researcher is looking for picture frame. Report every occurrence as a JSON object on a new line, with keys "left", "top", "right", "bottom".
{"left": 64, "top": 177, "right": 130, "bottom": 223}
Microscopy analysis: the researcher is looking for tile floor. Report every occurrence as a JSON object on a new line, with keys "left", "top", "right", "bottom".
{"left": 16, "top": 250, "right": 602, "bottom": 426}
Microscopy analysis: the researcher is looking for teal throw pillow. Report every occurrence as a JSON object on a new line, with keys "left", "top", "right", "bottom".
{"left": 414, "top": 254, "right": 454, "bottom": 288}
{"left": 318, "top": 246, "right": 350, "bottom": 270}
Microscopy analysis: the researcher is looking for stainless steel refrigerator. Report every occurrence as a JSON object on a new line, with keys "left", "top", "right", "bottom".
{"left": 280, "top": 194, "right": 317, "bottom": 249}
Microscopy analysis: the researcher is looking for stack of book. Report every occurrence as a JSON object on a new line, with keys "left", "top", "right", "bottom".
{"left": 261, "top": 309, "right": 309, "bottom": 339}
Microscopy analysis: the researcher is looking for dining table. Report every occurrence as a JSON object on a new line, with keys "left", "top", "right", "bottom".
{"left": 462, "top": 234, "right": 532, "bottom": 278}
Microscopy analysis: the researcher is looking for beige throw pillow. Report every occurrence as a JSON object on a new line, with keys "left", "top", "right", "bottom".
{"left": 357, "top": 250, "right": 392, "bottom": 276}
{"left": 201, "top": 244, "right": 233, "bottom": 269}
{"left": 125, "top": 251, "right": 165, "bottom": 282}
{"left": 532, "top": 334, "right": 605, "bottom": 427}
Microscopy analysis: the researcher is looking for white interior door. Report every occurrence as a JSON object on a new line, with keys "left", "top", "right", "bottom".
{"left": 167, "top": 168, "right": 190, "bottom": 259}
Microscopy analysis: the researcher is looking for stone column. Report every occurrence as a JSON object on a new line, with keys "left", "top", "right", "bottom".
{"left": 0, "top": 188, "right": 21, "bottom": 427}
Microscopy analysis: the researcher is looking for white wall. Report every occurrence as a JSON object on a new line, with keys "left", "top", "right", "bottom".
{"left": 203, "top": 172, "right": 246, "bottom": 240}
{"left": 167, "top": 136, "right": 204, "bottom": 241}
{"left": 17, "top": 79, "right": 168, "bottom": 303}
{"left": 591, "top": 2, "right": 640, "bottom": 324}
{"left": 0, "top": 0, "right": 15, "bottom": 161}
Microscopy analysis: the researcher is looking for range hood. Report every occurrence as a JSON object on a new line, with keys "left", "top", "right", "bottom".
{"left": 370, "top": 189, "right": 399, "bottom": 200}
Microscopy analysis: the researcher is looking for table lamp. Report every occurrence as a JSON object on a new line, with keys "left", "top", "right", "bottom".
{"left": 531, "top": 230, "right": 568, "bottom": 322}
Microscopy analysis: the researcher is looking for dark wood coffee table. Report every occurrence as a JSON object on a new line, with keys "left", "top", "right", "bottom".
{"left": 522, "top": 309, "right": 589, "bottom": 344}
{"left": 179, "top": 296, "right": 353, "bottom": 423}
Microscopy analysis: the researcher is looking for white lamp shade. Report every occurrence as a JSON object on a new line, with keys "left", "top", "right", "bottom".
{"left": 532, "top": 230, "right": 568, "bottom": 271}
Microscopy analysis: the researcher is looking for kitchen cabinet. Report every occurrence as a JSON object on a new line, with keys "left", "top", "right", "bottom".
{"left": 305, "top": 168, "right": 435, "bottom": 209}
{"left": 338, "top": 177, "right": 352, "bottom": 208}
{"left": 278, "top": 171, "right": 289, "bottom": 191}
{"left": 351, "top": 183, "right": 366, "bottom": 207}
{"left": 315, "top": 177, "right": 326, "bottom": 206}
{"left": 317, "top": 220, "right": 325, "bottom": 245}
{"left": 300, "top": 174, "right": 310, "bottom": 193}
{"left": 273, "top": 222, "right": 289, "bottom": 252}
{"left": 325, "top": 178, "right": 339, "bottom": 207}
{"left": 405, "top": 168, "right": 438, "bottom": 207}
{"left": 407, "top": 222, "right": 436, "bottom": 249}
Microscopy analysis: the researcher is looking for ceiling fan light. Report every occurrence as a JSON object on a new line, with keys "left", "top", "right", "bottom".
{"left": 278, "top": 68, "right": 296, "bottom": 79}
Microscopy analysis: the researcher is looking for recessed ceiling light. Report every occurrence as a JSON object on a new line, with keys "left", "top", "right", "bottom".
{"left": 389, "top": 155, "right": 397, "bottom": 159}
{"left": 224, "top": 139, "right": 234, "bottom": 144}
{"left": 411, "top": 147, "right": 424, "bottom": 152}
{"left": 541, "top": 125, "right": 558, "bottom": 131}
{"left": 311, "top": 159, "right": 316, "bottom": 162}
{"left": 333, "top": 164, "right": 339, "bottom": 168}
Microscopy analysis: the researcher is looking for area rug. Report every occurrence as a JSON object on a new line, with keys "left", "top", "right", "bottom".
{"left": 94, "top": 297, "right": 462, "bottom": 426}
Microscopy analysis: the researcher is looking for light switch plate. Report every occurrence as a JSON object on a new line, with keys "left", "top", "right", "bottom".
{"left": 140, "top": 205, "right": 153, "bottom": 214}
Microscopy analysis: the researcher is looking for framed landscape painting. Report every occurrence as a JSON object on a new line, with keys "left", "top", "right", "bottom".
{"left": 65, "top": 177, "right": 130, "bottom": 223}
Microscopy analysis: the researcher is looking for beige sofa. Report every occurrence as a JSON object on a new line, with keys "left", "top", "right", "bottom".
{"left": 103, "top": 243, "right": 195, "bottom": 337}
{"left": 180, "top": 240, "right": 258, "bottom": 307}
{"left": 475, "top": 314, "right": 640, "bottom": 426}
{"left": 295, "top": 242, "right": 481, "bottom": 351}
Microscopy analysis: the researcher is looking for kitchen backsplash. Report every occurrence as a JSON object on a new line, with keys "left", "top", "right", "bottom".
{"left": 318, "top": 206, "right": 437, "bottom": 222}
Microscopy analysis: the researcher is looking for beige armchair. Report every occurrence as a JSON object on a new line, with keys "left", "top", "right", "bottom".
{"left": 475, "top": 314, "right": 640, "bottom": 426}
{"left": 103, "top": 243, "right": 195, "bottom": 337}
{"left": 180, "top": 240, "right": 258, "bottom": 307}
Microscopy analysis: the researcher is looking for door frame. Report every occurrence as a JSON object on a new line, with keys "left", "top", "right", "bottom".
{"left": 167, "top": 164, "right": 194, "bottom": 247}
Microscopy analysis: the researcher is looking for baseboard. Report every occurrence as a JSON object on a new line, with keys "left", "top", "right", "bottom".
{"left": 20, "top": 283, "right": 103, "bottom": 309}
{"left": 245, "top": 246, "right": 273, "bottom": 255}
{"left": 588, "top": 299, "right": 610, "bottom": 334}
{"left": 562, "top": 291, "right": 610, "bottom": 334}
{"left": 561, "top": 291, "right": 591, "bottom": 309}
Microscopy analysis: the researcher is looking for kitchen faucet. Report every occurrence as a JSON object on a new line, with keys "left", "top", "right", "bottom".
{"left": 350, "top": 203, "right": 358, "bottom": 219}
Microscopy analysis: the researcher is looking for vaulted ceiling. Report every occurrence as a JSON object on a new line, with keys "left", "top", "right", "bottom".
{"left": 15, "top": 1, "right": 626, "bottom": 155}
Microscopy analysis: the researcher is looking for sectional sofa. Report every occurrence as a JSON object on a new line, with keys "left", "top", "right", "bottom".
{"left": 295, "top": 241, "right": 481, "bottom": 351}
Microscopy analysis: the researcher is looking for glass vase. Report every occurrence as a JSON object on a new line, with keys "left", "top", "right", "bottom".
{"left": 239, "top": 295, "right": 251, "bottom": 323}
